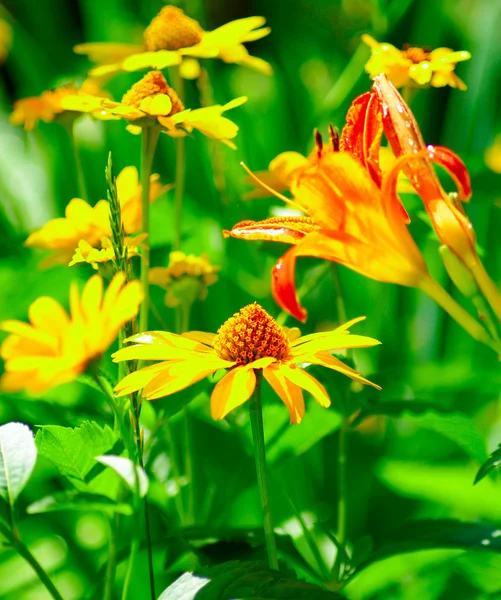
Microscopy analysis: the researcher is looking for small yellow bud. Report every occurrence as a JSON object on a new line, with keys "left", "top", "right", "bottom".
{"left": 439, "top": 245, "right": 479, "bottom": 299}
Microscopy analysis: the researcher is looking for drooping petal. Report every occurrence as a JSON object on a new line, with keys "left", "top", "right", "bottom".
{"left": 279, "top": 364, "right": 331, "bottom": 408}
{"left": 210, "top": 366, "right": 256, "bottom": 420}
{"left": 292, "top": 333, "right": 382, "bottom": 357}
{"left": 296, "top": 352, "right": 381, "bottom": 390}
{"left": 426, "top": 145, "right": 472, "bottom": 201}
{"left": 262, "top": 365, "right": 305, "bottom": 424}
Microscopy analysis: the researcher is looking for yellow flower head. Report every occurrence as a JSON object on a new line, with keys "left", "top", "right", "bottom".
{"left": 0, "top": 18, "right": 13, "bottom": 64}
{"left": 25, "top": 167, "right": 168, "bottom": 267}
{"left": 1, "top": 273, "right": 143, "bottom": 394}
{"left": 362, "top": 34, "right": 471, "bottom": 90}
{"left": 10, "top": 80, "right": 112, "bottom": 131}
{"left": 113, "top": 305, "right": 380, "bottom": 424}
{"left": 149, "top": 251, "right": 219, "bottom": 307}
{"left": 63, "top": 70, "right": 247, "bottom": 148}
{"left": 74, "top": 6, "right": 272, "bottom": 79}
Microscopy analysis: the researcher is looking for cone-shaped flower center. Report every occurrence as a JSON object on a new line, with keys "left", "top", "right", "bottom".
{"left": 121, "top": 71, "right": 184, "bottom": 114}
{"left": 144, "top": 5, "right": 203, "bottom": 52}
{"left": 403, "top": 46, "right": 431, "bottom": 64}
{"left": 214, "top": 302, "right": 290, "bottom": 365}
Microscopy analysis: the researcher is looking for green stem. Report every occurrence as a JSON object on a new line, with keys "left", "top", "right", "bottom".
{"left": 248, "top": 371, "right": 278, "bottom": 569}
{"left": 419, "top": 276, "right": 499, "bottom": 353}
{"left": 121, "top": 523, "right": 139, "bottom": 600}
{"left": 165, "top": 417, "right": 186, "bottom": 525}
{"left": 139, "top": 127, "right": 160, "bottom": 334}
{"left": 65, "top": 120, "right": 88, "bottom": 201}
{"left": 336, "top": 424, "right": 347, "bottom": 547}
{"left": 104, "top": 515, "right": 119, "bottom": 600}
{"left": 469, "top": 258, "right": 501, "bottom": 323}
{"left": 0, "top": 522, "right": 64, "bottom": 600}
{"left": 174, "top": 136, "right": 186, "bottom": 251}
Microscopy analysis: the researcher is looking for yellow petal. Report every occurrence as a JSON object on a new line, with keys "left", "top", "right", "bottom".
{"left": 262, "top": 365, "right": 304, "bottom": 424}
{"left": 28, "top": 297, "right": 70, "bottom": 337}
{"left": 179, "top": 58, "right": 201, "bottom": 80}
{"left": 210, "top": 366, "right": 256, "bottom": 420}
{"left": 300, "top": 352, "right": 382, "bottom": 390}
{"left": 409, "top": 62, "right": 433, "bottom": 86}
{"left": 122, "top": 50, "right": 182, "bottom": 72}
{"left": 293, "top": 333, "right": 381, "bottom": 357}
{"left": 139, "top": 94, "right": 173, "bottom": 116}
{"left": 181, "top": 331, "right": 216, "bottom": 346}
{"left": 80, "top": 275, "right": 104, "bottom": 321}
{"left": 280, "top": 365, "right": 331, "bottom": 408}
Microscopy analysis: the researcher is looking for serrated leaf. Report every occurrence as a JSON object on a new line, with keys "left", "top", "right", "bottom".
{"left": 96, "top": 455, "right": 149, "bottom": 497}
{"left": 474, "top": 443, "right": 501, "bottom": 484}
{"left": 27, "top": 490, "right": 133, "bottom": 515}
{"left": 35, "top": 421, "right": 117, "bottom": 486}
{"left": 0, "top": 422, "right": 37, "bottom": 506}
{"left": 158, "top": 560, "right": 344, "bottom": 599}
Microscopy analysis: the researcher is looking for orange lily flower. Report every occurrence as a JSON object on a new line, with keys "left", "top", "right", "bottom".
{"left": 373, "top": 74, "right": 501, "bottom": 321}
{"left": 225, "top": 92, "right": 430, "bottom": 322}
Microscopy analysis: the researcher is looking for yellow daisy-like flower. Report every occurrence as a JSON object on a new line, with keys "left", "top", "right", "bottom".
{"left": 68, "top": 235, "right": 146, "bottom": 269}
{"left": 113, "top": 303, "right": 380, "bottom": 423}
{"left": 149, "top": 251, "right": 219, "bottom": 307}
{"left": 0, "top": 273, "right": 143, "bottom": 394}
{"left": 10, "top": 79, "right": 113, "bottom": 131}
{"left": 74, "top": 5, "right": 271, "bottom": 80}
{"left": 0, "top": 18, "right": 12, "bottom": 64}
{"left": 62, "top": 70, "right": 247, "bottom": 149}
{"left": 25, "top": 167, "right": 168, "bottom": 267}
{"left": 361, "top": 34, "right": 471, "bottom": 90}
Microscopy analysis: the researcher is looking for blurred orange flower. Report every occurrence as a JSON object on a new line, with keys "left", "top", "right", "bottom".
{"left": 75, "top": 5, "right": 271, "bottom": 80}
{"left": 0, "top": 274, "right": 143, "bottom": 393}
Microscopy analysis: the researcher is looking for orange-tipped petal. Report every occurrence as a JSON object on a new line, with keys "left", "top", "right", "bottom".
{"left": 210, "top": 366, "right": 256, "bottom": 420}
{"left": 426, "top": 145, "right": 472, "bottom": 202}
{"left": 263, "top": 365, "right": 305, "bottom": 424}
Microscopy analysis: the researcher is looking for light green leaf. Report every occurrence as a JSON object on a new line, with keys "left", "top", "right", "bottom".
{"left": 0, "top": 422, "right": 37, "bottom": 506}
{"left": 35, "top": 421, "right": 117, "bottom": 486}
{"left": 474, "top": 443, "right": 501, "bottom": 484}
{"left": 158, "top": 572, "right": 210, "bottom": 600}
{"left": 96, "top": 455, "right": 149, "bottom": 497}
{"left": 27, "top": 491, "right": 133, "bottom": 515}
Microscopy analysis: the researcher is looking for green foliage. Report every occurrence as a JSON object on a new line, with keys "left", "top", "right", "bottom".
{"left": 474, "top": 443, "right": 501, "bottom": 484}
{"left": 96, "top": 455, "right": 149, "bottom": 497}
{"left": 158, "top": 561, "right": 345, "bottom": 599}
{"left": 27, "top": 490, "right": 133, "bottom": 515}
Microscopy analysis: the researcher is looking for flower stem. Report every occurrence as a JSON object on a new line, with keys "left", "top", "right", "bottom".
{"left": 419, "top": 276, "right": 500, "bottom": 353}
{"left": 121, "top": 524, "right": 139, "bottom": 600}
{"left": 104, "top": 514, "right": 119, "bottom": 600}
{"left": 139, "top": 127, "right": 160, "bottom": 334}
{"left": 336, "top": 423, "right": 347, "bottom": 546}
{"left": 469, "top": 258, "right": 501, "bottom": 323}
{"left": 0, "top": 522, "right": 64, "bottom": 600}
{"left": 172, "top": 69, "right": 186, "bottom": 251}
{"left": 65, "top": 120, "right": 88, "bottom": 201}
{"left": 248, "top": 371, "right": 279, "bottom": 569}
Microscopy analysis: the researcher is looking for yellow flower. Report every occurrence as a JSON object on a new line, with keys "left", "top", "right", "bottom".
{"left": 362, "top": 34, "right": 471, "bottom": 90}
{"left": 149, "top": 251, "right": 219, "bottom": 307}
{"left": 485, "top": 134, "right": 501, "bottom": 174}
{"left": 74, "top": 5, "right": 271, "bottom": 80}
{"left": 113, "top": 303, "right": 380, "bottom": 424}
{"left": 0, "top": 273, "right": 143, "bottom": 394}
{"left": 68, "top": 235, "right": 146, "bottom": 269}
{"left": 63, "top": 70, "right": 247, "bottom": 148}
{"left": 0, "top": 18, "right": 12, "bottom": 64}
{"left": 10, "top": 79, "right": 113, "bottom": 131}
{"left": 25, "top": 167, "right": 168, "bottom": 267}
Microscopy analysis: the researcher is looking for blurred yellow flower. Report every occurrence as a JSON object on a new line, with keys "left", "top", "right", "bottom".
{"left": 25, "top": 167, "right": 168, "bottom": 267}
{"left": 113, "top": 303, "right": 380, "bottom": 423}
{"left": 63, "top": 70, "right": 247, "bottom": 148}
{"left": 0, "top": 18, "right": 12, "bottom": 64}
{"left": 0, "top": 273, "right": 143, "bottom": 393}
{"left": 362, "top": 34, "right": 471, "bottom": 90}
{"left": 10, "top": 79, "right": 112, "bottom": 131}
{"left": 150, "top": 251, "right": 219, "bottom": 307}
{"left": 68, "top": 235, "right": 146, "bottom": 269}
{"left": 485, "top": 134, "right": 501, "bottom": 174}
{"left": 75, "top": 5, "right": 271, "bottom": 79}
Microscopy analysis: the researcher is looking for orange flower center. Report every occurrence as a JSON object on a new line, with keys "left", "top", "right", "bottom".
{"left": 143, "top": 5, "right": 203, "bottom": 52}
{"left": 403, "top": 46, "right": 431, "bottom": 64}
{"left": 121, "top": 71, "right": 184, "bottom": 114}
{"left": 213, "top": 302, "right": 290, "bottom": 365}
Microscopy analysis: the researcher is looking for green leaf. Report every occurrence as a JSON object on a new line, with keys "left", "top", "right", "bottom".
{"left": 158, "top": 561, "right": 344, "bottom": 599}
{"left": 351, "top": 401, "right": 447, "bottom": 427}
{"left": 27, "top": 490, "right": 133, "bottom": 515}
{"left": 35, "top": 421, "right": 117, "bottom": 486}
{"left": 0, "top": 422, "right": 37, "bottom": 506}
{"left": 474, "top": 443, "right": 501, "bottom": 484}
{"left": 96, "top": 455, "right": 149, "bottom": 497}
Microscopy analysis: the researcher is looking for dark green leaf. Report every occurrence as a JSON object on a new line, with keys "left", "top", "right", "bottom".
{"left": 474, "top": 443, "right": 501, "bottom": 484}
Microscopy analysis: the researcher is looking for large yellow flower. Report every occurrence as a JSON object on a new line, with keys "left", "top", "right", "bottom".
{"left": 0, "top": 273, "right": 143, "bottom": 393}
{"left": 10, "top": 79, "right": 113, "bottom": 131}
{"left": 25, "top": 167, "right": 168, "bottom": 267}
{"left": 362, "top": 34, "right": 471, "bottom": 90}
{"left": 113, "top": 303, "right": 380, "bottom": 424}
{"left": 75, "top": 5, "right": 271, "bottom": 80}
{"left": 62, "top": 70, "right": 247, "bottom": 149}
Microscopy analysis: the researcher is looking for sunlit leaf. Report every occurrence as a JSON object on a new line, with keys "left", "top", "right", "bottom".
{"left": 474, "top": 443, "right": 501, "bottom": 484}
{"left": 0, "top": 422, "right": 37, "bottom": 506}
{"left": 96, "top": 455, "right": 149, "bottom": 497}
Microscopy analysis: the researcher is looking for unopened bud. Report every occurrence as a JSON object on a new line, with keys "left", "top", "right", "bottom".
{"left": 439, "top": 245, "right": 479, "bottom": 299}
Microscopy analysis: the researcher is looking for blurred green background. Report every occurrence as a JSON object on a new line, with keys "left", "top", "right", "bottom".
{"left": 1, "top": 0, "right": 501, "bottom": 598}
